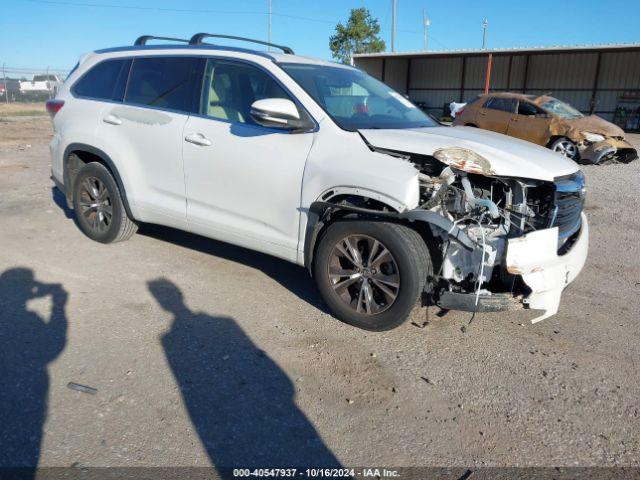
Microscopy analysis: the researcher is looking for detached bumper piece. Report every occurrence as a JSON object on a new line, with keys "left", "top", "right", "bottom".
{"left": 428, "top": 214, "right": 589, "bottom": 322}
{"left": 506, "top": 213, "right": 589, "bottom": 323}
{"left": 581, "top": 139, "right": 638, "bottom": 164}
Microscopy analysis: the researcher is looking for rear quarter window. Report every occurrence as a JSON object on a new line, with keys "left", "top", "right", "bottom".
{"left": 125, "top": 57, "right": 202, "bottom": 113}
{"left": 73, "top": 58, "right": 131, "bottom": 101}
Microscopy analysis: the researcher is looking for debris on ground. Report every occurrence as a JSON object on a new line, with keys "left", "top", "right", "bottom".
{"left": 67, "top": 382, "right": 98, "bottom": 395}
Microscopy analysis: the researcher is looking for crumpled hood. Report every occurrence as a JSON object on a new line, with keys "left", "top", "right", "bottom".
{"left": 563, "top": 115, "right": 625, "bottom": 137}
{"left": 359, "top": 126, "right": 580, "bottom": 182}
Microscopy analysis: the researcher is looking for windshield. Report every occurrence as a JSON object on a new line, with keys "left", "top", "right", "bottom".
{"left": 280, "top": 63, "right": 436, "bottom": 131}
{"left": 539, "top": 98, "right": 584, "bottom": 119}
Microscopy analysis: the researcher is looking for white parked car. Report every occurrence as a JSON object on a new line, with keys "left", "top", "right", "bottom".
{"left": 47, "top": 34, "right": 588, "bottom": 330}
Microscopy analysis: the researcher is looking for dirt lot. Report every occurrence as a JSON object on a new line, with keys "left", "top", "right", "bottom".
{"left": 1, "top": 116, "right": 639, "bottom": 470}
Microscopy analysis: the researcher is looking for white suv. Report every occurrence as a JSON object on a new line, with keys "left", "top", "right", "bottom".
{"left": 48, "top": 33, "right": 588, "bottom": 331}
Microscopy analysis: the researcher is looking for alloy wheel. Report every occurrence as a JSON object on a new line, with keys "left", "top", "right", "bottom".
{"left": 78, "top": 176, "right": 113, "bottom": 232}
{"left": 327, "top": 235, "right": 400, "bottom": 315}
{"left": 553, "top": 140, "right": 578, "bottom": 159}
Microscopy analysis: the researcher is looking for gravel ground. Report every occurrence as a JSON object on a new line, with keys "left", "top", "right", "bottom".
{"left": 0, "top": 116, "right": 639, "bottom": 469}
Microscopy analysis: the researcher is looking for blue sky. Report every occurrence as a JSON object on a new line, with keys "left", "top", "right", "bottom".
{"left": 1, "top": 0, "right": 639, "bottom": 74}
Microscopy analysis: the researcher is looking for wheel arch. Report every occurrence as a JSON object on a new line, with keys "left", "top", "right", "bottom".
{"left": 303, "top": 195, "right": 476, "bottom": 276}
{"left": 546, "top": 135, "right": 574, "bottom": 148}
{"left": 62, "top": 143, "right": 135, "bottom": 220}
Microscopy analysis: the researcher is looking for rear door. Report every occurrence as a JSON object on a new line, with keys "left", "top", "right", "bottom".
{"left": 95, "top": 56, "right": 202, "bottom": 226}
{"left": 476, "top": 97, "right": 516, "bottom": 134}
{"left": 507, "top": 100, "right": 551, "bottom": 145}
{"left": 182, "top": 58, "right": 315, "bottom": 261}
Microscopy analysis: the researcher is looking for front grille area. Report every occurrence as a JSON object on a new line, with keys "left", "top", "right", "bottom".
{"left": 552, "top": 172, "right": 585, "bottom": 240}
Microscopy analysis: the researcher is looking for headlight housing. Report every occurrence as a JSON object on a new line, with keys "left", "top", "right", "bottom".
{"left": 581, "top": 131, "right": 605, "bottom": 143}
{"left": 432, "top": 147, "right": 496, "bottom": 176}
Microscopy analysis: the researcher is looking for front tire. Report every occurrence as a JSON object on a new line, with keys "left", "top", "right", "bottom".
{"left": 72, "top": 162, "right": 138, "bottom": 243}
{"left": 550, "top": 137, "right": 579, "bottom": 161}
{"left": 314, "top": 220, "right": 432, "bottom": 331}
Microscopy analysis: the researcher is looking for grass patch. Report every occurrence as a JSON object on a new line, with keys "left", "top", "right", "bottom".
{"left": 0, "top": 102, "right": 47, "bottom": 117}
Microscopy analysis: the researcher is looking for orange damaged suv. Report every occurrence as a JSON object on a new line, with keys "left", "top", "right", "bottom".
{"left": 453, "top": 92, "right": 638, "bottom": 165}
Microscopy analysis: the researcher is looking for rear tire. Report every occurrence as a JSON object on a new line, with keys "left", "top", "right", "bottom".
{"left": 72, "top": 162, "right": 138, "bottom": 243}
{"left": 314, "top": 220, "right": 432, "bottom": 331}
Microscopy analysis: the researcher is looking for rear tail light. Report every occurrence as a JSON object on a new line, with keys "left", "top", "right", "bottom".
{"left": 456, "top": 107, "right": 465, "bottom": 117}
{"left": 46, "top": 99, "right": 65, "bottom": 116}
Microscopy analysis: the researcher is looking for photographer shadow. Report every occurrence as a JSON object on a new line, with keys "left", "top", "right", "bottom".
{"left": 149, "top": 278, "right": 340, "bottom": 476}
{"left": 0, "top": 267, "right": 68, "bottom": 473}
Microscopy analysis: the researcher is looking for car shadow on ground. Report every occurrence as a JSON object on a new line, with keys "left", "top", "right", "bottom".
{"left": 50, "top": 186, "right": 74, "bottom": 219}
{"left": 49, "top": 187, "right": 327, "bottom": 313}
{"left": 148, "top": 278, "right": 341, "bottom": 475}
{"left": 140, "top": 223, "right": 328, "bottom": 313}
{"left": 0, "top": 267, "right": 68, "bottom": 476}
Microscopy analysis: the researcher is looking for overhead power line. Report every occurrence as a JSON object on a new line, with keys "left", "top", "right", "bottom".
{"left": 23, "top": 0, "right": 448, "bottom": 49}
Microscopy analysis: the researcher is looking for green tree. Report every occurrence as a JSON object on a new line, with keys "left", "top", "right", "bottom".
{"left": 329, "top": 8, "right": 386, "bottom": 64}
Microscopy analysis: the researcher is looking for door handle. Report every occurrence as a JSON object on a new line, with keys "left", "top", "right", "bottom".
{"left": 103, "top": 114, "right": 122, "bottom": 125}
{"left": 184, "top": 133, "right": 212, "bottom": 147}
{"left": 478, "top": 111, "right": 486, "bottom": 116}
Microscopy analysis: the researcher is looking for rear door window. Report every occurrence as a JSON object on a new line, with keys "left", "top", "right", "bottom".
{"left": 125, "top": 57, "right": 202, "bottom": 113}
{"left": 484, "top": 97, "right": 515, "bottom": 113}
{"left": 73, "top": 58, "right": 132, "bottom": 101}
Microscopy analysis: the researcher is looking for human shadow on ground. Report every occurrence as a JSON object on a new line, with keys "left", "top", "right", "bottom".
{"left": 148, "top": 278, "right": 341, "bottom": 476}
{"left": 0, "top": 267, "right": 68, "bottom": 476}
{"left": 140, "top": 224, "right": 327, "bottom": 312}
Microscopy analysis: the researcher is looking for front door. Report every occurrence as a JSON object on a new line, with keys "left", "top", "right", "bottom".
{"left": 182, "top": 59, "right": 315, "bottom": 261}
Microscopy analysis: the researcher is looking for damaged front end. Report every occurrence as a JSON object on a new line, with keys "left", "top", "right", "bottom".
{"left": 578, "top": 137, "right": 638, "bottom": 165}
{"left": 405, "top": 147, "right": 588, "bottom": 322}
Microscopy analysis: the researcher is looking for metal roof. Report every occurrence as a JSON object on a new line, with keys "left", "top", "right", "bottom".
{"left": 353, "top": 43, "right": 640, "bottom": 59}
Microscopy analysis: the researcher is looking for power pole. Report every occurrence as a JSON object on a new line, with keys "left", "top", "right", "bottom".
{"left": 2, "top": 63, "right": 8, "bottom": 104}
{"left": 422, "top": 9, "right": 430, "bottom": 51}
{"left": 391, "top": 0, "right": 396, "bottom": 52}
{"left": 268, "top": 0, "right": 272, "bottom": 50}
{"left": 481, "top": 18, "right": 489, "bottom": 50}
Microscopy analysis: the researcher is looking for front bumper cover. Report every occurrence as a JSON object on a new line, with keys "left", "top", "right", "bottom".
{"left": 506, "top": 213, "right": 589, "bottom": 323}
{"left": 580, "top": 138, "right": 638, "bottom": 164}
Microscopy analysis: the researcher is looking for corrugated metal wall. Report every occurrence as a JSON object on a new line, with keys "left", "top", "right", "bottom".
{"left": 354, "top": 49, "right": 640, "bottom": 122}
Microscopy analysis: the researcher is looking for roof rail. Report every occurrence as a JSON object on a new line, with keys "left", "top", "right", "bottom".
{"left": 189, "top": 33, "right": 294, "bottom": 54}
{"left": 134, "top": 35, "right": 190, "bottom": 46}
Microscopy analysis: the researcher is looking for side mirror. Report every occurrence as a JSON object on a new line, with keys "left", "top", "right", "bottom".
{"left": 250, "top": 98, "right": 313, "bottom": 131}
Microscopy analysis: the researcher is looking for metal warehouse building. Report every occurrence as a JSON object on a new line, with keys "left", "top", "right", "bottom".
{"left": 353, "top": 44, "right": 640, "bottom": 129}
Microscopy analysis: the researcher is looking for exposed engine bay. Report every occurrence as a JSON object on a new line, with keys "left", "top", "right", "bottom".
{"left": 370, "top": 145, "right": 586, "bottom": 319}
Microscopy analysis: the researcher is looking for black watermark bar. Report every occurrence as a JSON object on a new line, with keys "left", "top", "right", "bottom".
{"left": 1, "top": 468, "right": 640, "bottom": 480}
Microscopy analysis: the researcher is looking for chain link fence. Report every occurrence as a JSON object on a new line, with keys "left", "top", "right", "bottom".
{"left": 1, "top": 65, "right": 71, "bottom": 103}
